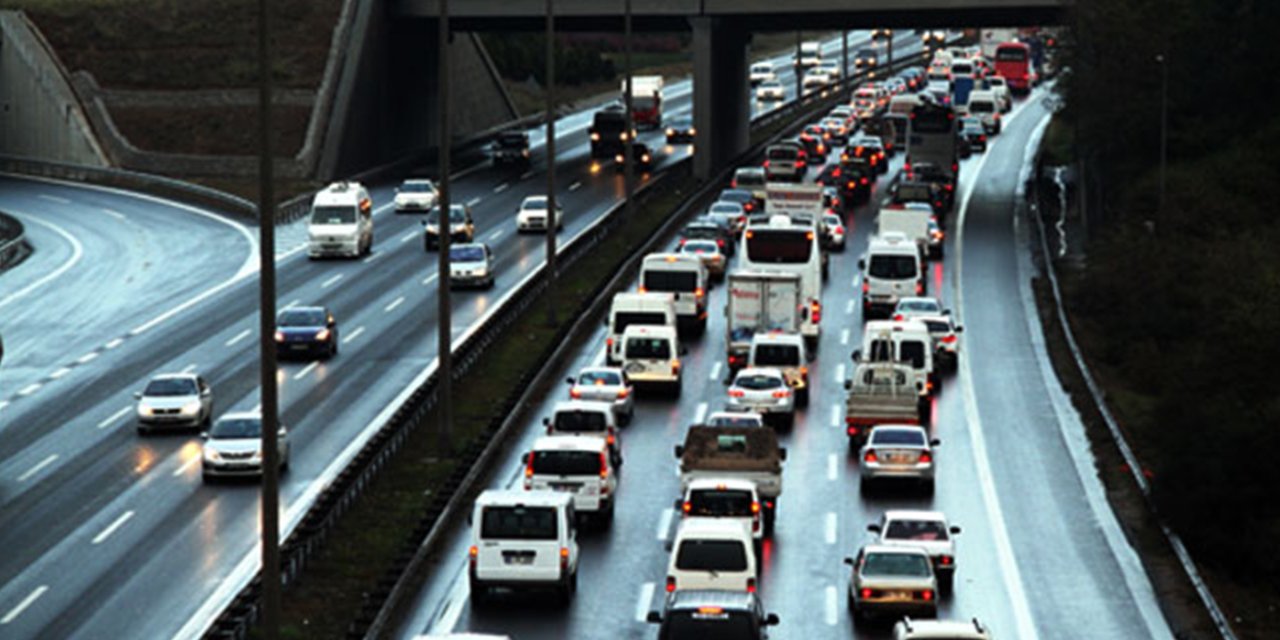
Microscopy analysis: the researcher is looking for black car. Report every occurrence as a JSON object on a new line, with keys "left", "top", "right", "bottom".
{"left": 823, "top": 162, "right": 874, "bottom": 206}
{"left": 274, "top": 306, "right": 338, "bottom": 360}
{"left": 647, "top": 590, "right": 780, "bottom": 640}
{"left": 718, "top": 188, "right": 759, "bottom": 215}
{"left": 666, "top": 116, "right": 696, "bottom": 143}
{"left": 795, "top": 133, "right": 829, "bottom": 164}
{"left": 615, "top": 141, "right": 654, "bottom": 172}
{"left": 892, "top": 180, "right": 948, "bottom": 219}
{"left": 681, "top": 217, "right": 735, "bottom": 257}
{"left": 959, "top": 120, "right": 987, "bottom": 152}
{"left": 906, "top": 161, "right": 957, "bottom": 212}
{"left": 491, "top": 130, "right": 530, "bottom": 167}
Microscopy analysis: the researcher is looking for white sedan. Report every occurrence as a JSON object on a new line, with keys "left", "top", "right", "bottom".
{"left": 566, "top": 366, "right": 635, "bottom": 425}
{"left": 394, "top": 178, "right": 439, "bottom": 212}
{"left": 516, "top": 195, "right": 563, "bottom": 233}
{"left": 869, "top": 509, "right": 962, "bottom": 592}
{"left": 755, "top": 79, "right": 785, "bottom": 101}
{"left": 726, "top": 367, "right": 795, "bottom": 430}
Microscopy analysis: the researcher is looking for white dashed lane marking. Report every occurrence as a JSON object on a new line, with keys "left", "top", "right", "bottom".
{"left": 225, "top": 329, "right": 252, "bottom": 347}
{"left": 18, "top": 454, "right": 59, "bottom": 482}
{"left": 98, "top": 406, "right": 132, "bottom": 430}
{"left": 91, "top": 510, "right": 135, "bottom": 545}
{"left": 343, "top": 326, "right": 365, "bottom": 344}
{"left": 385, "top": 296, "right": 406, "bottom": 313}
{"left": 1, "top": 585, "right": 49, "bottom": 625}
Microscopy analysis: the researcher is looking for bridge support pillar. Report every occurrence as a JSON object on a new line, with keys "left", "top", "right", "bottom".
{"left": 690, "top": 17, "right": 750, "bottom": 181}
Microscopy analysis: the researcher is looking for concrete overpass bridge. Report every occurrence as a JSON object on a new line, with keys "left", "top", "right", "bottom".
{"left": 338, "top": 0, "right": 1068, "bottom": 178}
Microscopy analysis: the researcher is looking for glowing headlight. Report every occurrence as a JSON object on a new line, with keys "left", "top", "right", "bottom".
{"left": 203, "top": 448, "right": 221, "bottom": 462}
{"left": 180, "top": 401, "right": 201, "bottom": 416}
{"left": 138, "top": 404, "right": 154, "bottom": 418}
{"left": 315, "top": 328, "right": 331, "bottom": 341}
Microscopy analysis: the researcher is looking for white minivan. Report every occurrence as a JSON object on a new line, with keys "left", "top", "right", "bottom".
{"left": 308, "top": 181, "right": 374, "bottom": 259}
{"left": 605, "top": 291, "right": 677, "bottom": 365}
{"left": 639, "top": 253, "right": 708, "bottom": 336}
{"left": 468, "top": 489, "right": 579, "bottom": 606}
{"left": 621, "top": 324, "right": 685, "bottom": 397}
{"left": 524, "top": 435, "right": 619, "bottom": 522}
{"left": 877, "top": 205, "right": 933, "bottom": 261}
{"left": 666, "top": 518, "right": 758, "bottom": 595}
{"left": 543, "top": 400, "right": 623, "bottom": 467}
{"left": 857, "top": 319, "right": 939, "bottom": 397}
{"left": 746, "top": 332, "right": 810, "bottom": 406}
{"left": 860, "top": 232, "right": 924, "bottom": 319}
{"left": 963, "top": 90, "right": 1002, "bottom": 134}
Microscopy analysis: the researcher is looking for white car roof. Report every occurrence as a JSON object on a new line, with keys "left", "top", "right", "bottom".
{"left": 313, "top": 181, "right": 367, "bottom": 206}
{"left": 476, "top": 488, "right": 572, "bottom": 508}
{"left": 686, "top": 477, "right": 759, "bottom": 493}
{"left": 531, "top": 434, "right": 608, "bottom": 453}
{"left": 552, "top": 399, "right": 616, "bottom": 414}
{"left": 218, "top": 411, "right": 262, "bottom": 421}
{"left": 150, "top": 372, "right": 198, "bottom": 382}
{"left": 621, "top": 324, "right": 678, "bottom": 339}
{"left": 577, "top": 366, "right": 626, "bottom": 379}
{"left": 883, "top": 509, "right": 949, "bottom": 523}
{"left": 733, "top": 367, "right": 786, "bottom": 380}
{"left": 675, "top": 516, "right": 752, "bottom": 539}
{"left": 864, "top": 319, "right": 931, "bottom": 337}
{"left": 750, "top": 332, "right": 805, "bottom": 346}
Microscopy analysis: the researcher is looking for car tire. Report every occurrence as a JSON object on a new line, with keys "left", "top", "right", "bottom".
{"left": 763, "top": 508, "right": 776, "bottom": 537}
{"left": 137, "top": 424, "right": 150, "bottom": 436}
{"left": 558, "top": 573, "right": 577, "bottom": 606}
{"left": 469, "top": 578, "right": 488, "bottom": 608}
{"left": 797, "top": 387, "right": 810, "bottom": 408}
{"left": 939, "top": 572, "right": 954, "bottom": 594}
{"left": 859, "top": 477, "right": 873, "bottom": 496}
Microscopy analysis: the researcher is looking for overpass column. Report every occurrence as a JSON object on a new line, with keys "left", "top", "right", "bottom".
{"left": 690, "top": 17, "right": 750, "bottom": 180}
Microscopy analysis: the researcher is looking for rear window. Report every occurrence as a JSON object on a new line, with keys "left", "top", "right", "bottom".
{"left": 530, "top": 450, "right": 601, "bottom": 476}
{"left": 733, "top": 373, "right": 783, "bottom": 390}
{"left": 745, "top": 230, "right": 814, "bottom": 264}
{"left": 662, "top": 611, "right": 755, "bottom": 640}
{"left": 643, "top": 270, "right": 698, "bottom": 293}
{"left": 968, "top": 100, "right": 994, "bottom": 113}
{"left": 896, "top": 184, "right": 936, "bottom": 203}
{"left": 868, "top": 254, "right": 918, "bottom": 279}
{"left": 885, "top": 519, "right": 950, "bottom": 541}
{"left": 676, "top": 539, "right": 749, "bottom": 571}
{"left": 900, "top": 340, "right": 927, "bottom": 368}
{"left": 688, "top": 489, "right": 755, "bottom": 517}
{"left": 753, "top": 344, "right": 801, "bottom": 366}
{"left": 480, "top": 505, "right": 558, "bottom": 540}
{"left": 626, "top": 337, "right": 672, "bottom": 359}
{"left": 578, "top": 370, "right": 622, "bottom": 385}
{"left": 553, "top": 410, "right": 608, "bottom": 433}
{"left": 734, "top": 171, "right": 765, "bottom": 187}
{"left": 767, "top": 147, "right": 797, "bottom": 161}
{"left": 862, "top": 552, "right": 933, "bottom": 578}
{"left": 613, "top": 311, "right": 668, "bottom": 333}
{"left": 683, "top": 226, "right": 720, "bottom": 240}
{"left": 870, "top": 429, "right": 926, "bottom": 446}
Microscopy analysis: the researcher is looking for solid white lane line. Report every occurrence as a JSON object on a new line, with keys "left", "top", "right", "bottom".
{"left": 656, "top": 508, "right": 675, "bottom": 540}
{"left": 1, "top": 585, "right": 49, "bottom": 625}
{"left": 840, "top": 328, "right": 850, "bottom": 345}
{"left": 486, "top": 229, "right": 503, "bottom": 241}
{"left": 322, "top": 274, "right": 344, "bottom": 288}
{"left": 39, "top": 194, "right": 70, "bottom": 204}
{"left": 0, "top": 216, "right": 84, "bottom": 312}
{"left": 225, "top": 329, "right": 252, "bottom": 347}
{"left": 77, "top": 352, "right": 99, "bottom": 364}
{"left": 400, "top": 231, "right": 417, "bottom": 244}
{"left": 828, "top": 454, "right": 838, "bottom": 481}
{"left": 693, "top": 402, "right": 708, "bottom": 425}
{"left": 635, "top": 582, "right": 656, "bottom": 621}
{"left": 0, "top": 400, "right": 9, "bottom": 411}
{"left": 520, "top": 170, "right": 535, "bottom": 180}
{"left": 292, "top": 362, "right": 319, "bottom": 381}
{"left": 173, "top": 456, "right": 201, "bottom": 477}
{"left": 568, "top": 181, "right": 582, "bottom": 192}
{"left": 343, "top": 326, "right": 365, "bottom": 344}
{"left": 825, "top": 512, "right": 838, "bottom": 544}
{"left": 465, "top": 196, "right": 482, "bottom": 208}
{"left": 834, "top": 363, "right": 846, "bottom": 383}
{"left": 493, "top": 183, "right": 509, "bottom": 194}
{"left": 98, "top": 406, "right": 132, "bottom": 430}
{"left": 422, "top": 273, "right": 438, "bottom": 286}
{"left": 709, "top": 361, "right": 722, "bottom": 381}
{"left": 91, "top": 510, "right": 135, "bottom": 545}
{"left": 181, "top": 363, "right": 197, "bottom": 374}
{"left": 17, "top": 383, "right": 40, "bottom": 397}
{"left": 845, "top": 300, "right": 855, "bottom": 314}
{"left": 102, "top": 207, "right": 127, "bottom": 220}
{"left": 49, "top": 367, "right": 72, "bottom": 380}
{"left": 831, "top": 404, "right": 842, "bottom": 428}
{"left": 384, "top": 296, "right": 406, "bottom": 313}
{"left": 824, "top": 585, "right": 838, "bottom": 625}
{"left": 105, "top": 338, "right": 123, "bottom": 349}
{"left": 18, "top": 454, "right": 58, "bottom": 482}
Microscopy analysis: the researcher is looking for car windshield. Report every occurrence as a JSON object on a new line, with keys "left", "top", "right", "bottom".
{"left": 613, "top": 311, "right": 668, "bottom": 333}
{"left": 553, "top": 410, "right": 608, "bottom": 433}
{"left": 719, "top": 190, "right": 751, "bottom": 203}
{"left": 210, "top": 417, "right": 261, "bottom": 439}
{"left": 885, "top": 519, "right": 950, "bottom": 541}
{"left": 870, "top": 428, "right": 927, "bottom": 446}
{"left": 862, "top": 552, "right": 933, "bottom": 577}
{"left": 626, "top": 337, "right": 672, "bottom": 359}
{"left": 762, "top": 80, "right": 781, "bottom": 88}
{"left": 428, "top": 206, "right": 467, "bottom": 223}
{"left": 522, "top": 197, "right": 548, "bottom": 210}
{"left": 450, "top": 246, "right": 485, "bottom": 262}
{"left": 480, "top": 505, "right": 557, "bottom": 540}
{"left": 869, "top": 255, "right": 918, "bottom": 279}
{"left": 675, "top": 539, "right": 748, "bottom": 571}
{"left": 143, "top": 377, "right": 197, "bottom": 396}
{"left": 578, "top": 370, "right": 622, "bottom": 386}
{"left": 401, "top": 180, "right": 434, "bottom": 192}
{"left": 688, "top": 489, "right": 754, "bottom": 517}
{"left": 898, "top": 300, "right": 941, "bottom": 314}
{"left": 278, "top": 309, "right": 326, "bottom": 327}
{"left": 708, "top": 415, "right": 762, "bottom": 428}
{"left": 662, "top": 611, "right": 756, "bottom": 639}
{"left": 531, "top": 450, "right": 600, "bottom": 476}
{"left": 311, "top": 205, "right": 356, "bottom": 225}
{"left": 733, "top": 374, "right": 783, "bottom": 390}
{"left": 753, "top": 344, "right": 800, "bottom": 366}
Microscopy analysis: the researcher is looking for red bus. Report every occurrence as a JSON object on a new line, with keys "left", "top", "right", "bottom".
{"left": 994, "top": 42, "right": 1034, "bottom": 95}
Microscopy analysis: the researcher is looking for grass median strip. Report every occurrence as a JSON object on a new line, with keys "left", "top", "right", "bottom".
{"left": 275, "top": 174, "right": 696, "bottom": 639}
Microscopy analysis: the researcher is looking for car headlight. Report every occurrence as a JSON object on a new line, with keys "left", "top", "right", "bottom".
{"left": 203, "top": 448, "right": 221, "bottom": 462}
{"left": 180, "top": 401, "right": 201, "bottom": 416}
{"left": 315, "top": 328, "right": 331, "bottom": 341}
{"left": 665, "top": 128, "right": 675, "bottom": 136}
{"left": 137, "top": 404, "right": 154, "bottom": 417}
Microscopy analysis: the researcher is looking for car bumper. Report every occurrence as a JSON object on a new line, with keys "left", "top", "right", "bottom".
{"left": 450, "top": 273, "right": 492, "bottom": 288}
{"left": 394, "top": 200, "right": 433, "bottom": 212}
{"left": 308, "top": 240, "right": 359, "bottom": 257}
{"left": 202, "top": 459, "right": 264, "bottom": 477}
{"left": 276, "top": 340, "right": 331, "bottom": 358}
{"left": 138, "top": 414, "right": 202, "bottom": 429}
{"left": 852, "top": 596, "right": 937, "bottom": 619}
{"left": 517, "top": 218, "right": 551, "bottom": 231}
{"left": 861, "top": 463, "right": 935, "bottom": 481}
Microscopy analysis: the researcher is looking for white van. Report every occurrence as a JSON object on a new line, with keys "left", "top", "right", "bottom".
{"left": 621, "top": 324, "right": 684, "bottom": 397}
{"left": 858, "top": 319, "right": 938, "bottom": 396}
{"left": 605, "top": 292, "right": 677, "bottom": 365}
{"left": 543, "top": 400, "right": 622, "bottom": 467}
{"left": 888, "top": 94, "right": 923, "bottom": 115}
{"left": 468, "top": 489, "right": 579, "bottom": 605}
{"left": 747, "top": 332, "right": 810, "bottom": 406}
{"left": 639, "top": 253, "right": 708, "bottom": 336}
{"left": 666, "top": 518, "right": 758, "bottom": 594}
{"left": 524, "top": 435, "right": 618, "bottom": 522}
{"left": 877, "top": 206, "right": 933, "bottom": 260}
{"left": 963, "top": 91, "right": 1002, "bottom": 134}
{"left": 860, "top": 233, "right": 924, "bottom": 319}
{"left": 680, "top": 478, "right": 764, "bottom": 541}
{"left": 308, "top": 181, "right": 374, "bottom": 259}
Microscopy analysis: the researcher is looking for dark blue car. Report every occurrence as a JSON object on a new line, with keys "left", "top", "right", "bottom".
{"left": 274, "top": 306, "right": 338, "bottom": 360}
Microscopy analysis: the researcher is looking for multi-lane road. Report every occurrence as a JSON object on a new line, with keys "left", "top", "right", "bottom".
{"left": 0, "top": 30, "right": 935, "bottom": 639}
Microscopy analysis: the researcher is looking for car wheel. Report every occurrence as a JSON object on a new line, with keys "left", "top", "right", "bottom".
{"left": 922, "top": 478, "right": 935, "bottom": 497}
{"left": 330, "top": 340, "right": 338, "bottom": 358}
{"left": 859, "top": 477, "right": 873, "bottom": 496}
{"left": 763, "top": 508, "right": 776, "bottom": 537}
{"left": 797, "top": 387, "right": 810, "bottom": 408}
{"left": 469, "top": 578, "right": 488, "bottom": 608}
{"left": 137, "top": 424, "right": 150, "bottom": 436}
{"left": 939, "top": 572, "right": 955, "bottom": 594}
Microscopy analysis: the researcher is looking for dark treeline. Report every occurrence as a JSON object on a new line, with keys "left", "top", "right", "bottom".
{"left": 1062, "top": 0, "right": 1280, "bottom": 585}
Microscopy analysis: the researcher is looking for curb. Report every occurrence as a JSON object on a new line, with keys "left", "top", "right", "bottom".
{"left": 0, "top": 211, "right": 29, "bottom": 271}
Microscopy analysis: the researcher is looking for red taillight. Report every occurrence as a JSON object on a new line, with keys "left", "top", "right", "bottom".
{"left": 918, "top": 451, "right": 933, "bottom": 464}
{"left": 893, "top": 314, "right": 904, "bottom": 321}
{"left": 862, "top": 281, "right": 870, "bottom": 294}
{"left": 717, "top": 238, "right": 725, "bottom": 247}
{"left": 731, "top": 180, "right": 738, "bottom": 188}
{"left": 860, "top": 588, "right": 874, "bottom": 599}
{"left": 606, "top": 337, "right": 614, "bottom": 348}
{"left": 941, "top": 334, "right": 957, "bottom": 344}
{"left": 796, "top": 160, "right": 806, "bottom": 168}
{"left": 860, "top": 177, "right": 869, "bottom": 185}
{"left": 569, "top": 388, "right": 581, "bottom": 399}
{"left": 811, "top": 300, "right": 821, "bottom": 324}
{"left": 846, "top": 425, "right": 860, "bottom": 436}
{"left": 560, "top": 547, "right": 570, "bottom": 571}
{"left": 682, "top": 501, "right": 692, "bottom": 514}
{"left": 979, "top": 135, "right": 987, "bottom": 142}
{"left": 525, "top": 454, "right": 535, "bottom": 478}
{"left": 666, "top": 576, "right": 676, "bottom": 592}
{"left": 606, "top": 432, "right": 616, "bottom": 447}
{"left": 729, "top": 389, "right": 745, "bottom": 398}
{"left": 915, "top": 282, "right": 924, "bottom": 295}
{"left": 939, "top": 554, "right": 953, "bottom": 566}
{"left": 617, "top": 388, "right": 630, "bottom": 399}
{"left": 771, "top": 390, "right": 790, "bottom": 399}
{"left": 762, "top": 159, "right": 770, "bottom": 168}
{"left": 468, "top": 545, "right": 478, "bottom": 567}
{"left": 746, "top": 578, "right": 757, "bottom": 593}
{"left": 919, "top": 589, "right": 935, "bottom": 601}
{"left": 864, "top": 450, "right": 878, "bottom": 463}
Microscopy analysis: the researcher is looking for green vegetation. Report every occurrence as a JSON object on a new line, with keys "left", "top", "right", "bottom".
{"left": 1061, "top": 1, "right": 1280, "bottom": 632}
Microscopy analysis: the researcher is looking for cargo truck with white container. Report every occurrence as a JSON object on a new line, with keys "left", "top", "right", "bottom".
{"left": 625, "top": 75, "right": 665, "bottom": 129}
{"left": 724, "top": 271, "right": 804, "bottom": 370}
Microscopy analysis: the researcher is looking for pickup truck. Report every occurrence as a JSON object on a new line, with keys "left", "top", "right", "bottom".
{"left": 843, "top": 362, "right": 926, "bottom": 446}
{"left": 675, "top": 426, "right": 786, "bottom": 534}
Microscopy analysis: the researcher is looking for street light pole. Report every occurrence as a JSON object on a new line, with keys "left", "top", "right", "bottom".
{"left": 1156, "top": 53, "right": 1168, "bottom": 215}
{"left": 254, "top": 0, "right": 281, "bottom": 635}
{"left": 545, "top": 0, "right": 557, "bottom": 326}
{"left": 436, "top": 0, "right": 453, "bottom": 455}
{"left": 841, "top": 30, "right": 848, "bottom": 84}
{"left": 623, "top": 0, "right": 634, "bottom": 222}
{"left": 794, "top": 31, "right": 802, "bottom": 101}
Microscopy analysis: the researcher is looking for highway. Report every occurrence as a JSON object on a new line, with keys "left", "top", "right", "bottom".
{"left": 0, "top": 29, "right": 923, "bottom": 639}
{"left": 390, "top": 89, "right": 1175, "bottom": 639}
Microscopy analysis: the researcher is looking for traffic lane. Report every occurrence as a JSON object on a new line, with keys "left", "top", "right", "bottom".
{"left": 959, "top": 96, "right": 1172, "bottom": 638}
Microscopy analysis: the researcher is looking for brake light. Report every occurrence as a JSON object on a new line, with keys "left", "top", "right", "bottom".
{"left": 919, "top": 589, "right": 935, "bottom": 601}
{"left": 746, "top": 577, "right": 757, "bottom": 593}
{"left": 860, "top": 588, "right": 874, "bottom": 599}
{"left": 915, "top": 282, "right": 924, "bottom": 295}
{"left": 525, "top": 454, "right": 535, "bottom": 479}
{"left": 681, "top": 500, "right": 692, "bottom": 514}
{"left": 729, "top": 389, "right": 745, "bottom": 398}
{"left": 846, "top": 425, "right": 860, "bottom": 436}
{"left": 666, "top": 576, "right": 676, "bottom": 592}
{"left": 731, "top": 180, "right": 738, "bottom": 188}
{"left": 606, "top": 337, "right": 614, "bottom": 349}
{"left": 672, "top": 360, "right": 681, "bottom": 373}
{"left": 717, "top": 238, "right": 725, "bottom": 247}
{"left": 569, "top": 388, "right": 582, "bottom": 399}
{"left": 560, "top": 547, "right": 570, "bottom": 571}
{"left": 939, "top": 554, "right": 953, "bottom": 566}
{"left": 695, "top": 287, "right": 705, "bottom": 298}
{"left": 811, "top": 300, "right": 821, "bottom": 324}
{"left": 941, "top": 334, "right": 957, "bottom": 344}
{"left": 861, "top": 177, "right": 869, "bottom": 185}
{"left": 796, "top": 160, "right": 806, "bottom": 168}
{"left": 617, "top": 388, "right": 630, "bottom": 399}
{"left": 762, "top": 159, "right": 770, "bottom": 168}
{"left": 638, "top": 286, "right": 647, "bottom": 294}
{"left": 799, "top": 365, "right": 808, "bottom": 376}
{"left": 468, "top": 545, "right": 478, "bottom": 567}
{"left": 772, "top": 390, "right": 790, "bottom": 399}
{"left": 918, "top": 451, "right": 933, "bottom": 464}
{"left": 864, "top": 450, "right": 878, "bottom": 463}
{"left": 862, "top": 281, "right": 870, "bottom": 294}
{"left": 979, "top": 135, "right": 987, "bottom": 142}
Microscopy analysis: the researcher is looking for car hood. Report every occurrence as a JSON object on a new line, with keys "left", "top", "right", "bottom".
{"left": 140, "top": 396, "right": 198, "bottom": 410}
{"left": 450, "top": 260, "right": 488, "bottom": 272}
{"left": 205, "top": 438, "right": 262, "bottom": 455}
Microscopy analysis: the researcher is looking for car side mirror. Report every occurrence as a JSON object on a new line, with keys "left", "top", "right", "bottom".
{"left": 646, "top": 611, "right": 663, "bottom": 624}
{"left": 779, "top": 447, "right": 787, "bottom": 461}
{"left": 566, "top": 377, "right": 576, "bottom": 385}
{"left": 542, "top": 417, "right": 551, "bottom": 428}
{"left": 851, "top": 349, "right": 861, "bottom": 362}
{"left": 673, "top": 498, "right": 683, "bottom": 510}
{"left": 867, "top": 523, "right": 881, "bottom": 533}
{"left": 680, "top": 346, "right": 689, "bottom": 356}
{"left": 943, "top": 309, "right": 952, "bottom": 315}
{"left": 419, "top": 220, "right": 427, "bottom": 227}
{"left": 857, "top": 259, "right": 866, "bottom": 270}
{"left": 950, "top": 525, "right": 962, "bottom": 534}
{"left": 843, "top": 379, "right": 852, "bottom": 390}
{"left": 133, "top": 391, "right": 143, "bottom": 400}
{"left": 955, "top": 325, "right": 964, "bottom": 333}
{"left": 765, "top": 613, "right": 780, "bottom": 626}
{"left": 200, "top": 432, "right": 209, "bottom": 440}
{"left": 842, "top": 557, "right": 854, "bottom": 566}
{"left": 522, "top": 452, "right": 531, "bottom": 464}
{"left": 930, "top": 438, "right": 941, "bottom": 446}
{"left": 674, "top": 445, "right": 685, "bottom": 458}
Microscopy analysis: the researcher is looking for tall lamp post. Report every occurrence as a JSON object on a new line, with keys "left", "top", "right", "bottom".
{"left": 436, "top": 0, "right": 453, "bottom": 454}
{"left": 623, "top": 0, "right": 634, "bottom": 222}
{"left": 1156, "top": 53, "right": 1168, "bottom": 215}
{"left": 545, "top": 0, "right": 557, "bottom": 326}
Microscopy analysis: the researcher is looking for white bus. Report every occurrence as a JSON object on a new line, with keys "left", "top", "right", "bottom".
{"left": 738, "top": 215, "right": 823, "bottom": 346}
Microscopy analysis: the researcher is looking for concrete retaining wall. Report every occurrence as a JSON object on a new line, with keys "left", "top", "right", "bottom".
{"left": 0, "top": 11, "right": 107, "bottom": 167}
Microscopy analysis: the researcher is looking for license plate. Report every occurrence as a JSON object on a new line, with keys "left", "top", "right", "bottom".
{"left": 504, "top": 555, "right": 534, "bottom": 565}
{"left": 290, "top": 344, "right": 308, "bottom": 350}
{"left": 888, "top": 453, "right": 912, "bottom": 464}
{"left": 552, "top": 483, "right": 580, "bottom": 492}
{"left": 886, "top": 590, "right": 912, "bottom": 601}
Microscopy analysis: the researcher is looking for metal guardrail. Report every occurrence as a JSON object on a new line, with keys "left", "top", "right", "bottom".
{"left": 199, "top": 52, "right": 930, "bottom": 640}
{"left": 0, "top": 211, "right": 27, "bottom": 270}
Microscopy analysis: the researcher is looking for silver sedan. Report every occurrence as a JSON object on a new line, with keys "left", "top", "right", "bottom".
{"left": 859, "top": 425, "right": 939, "bottom": 494}
{"left": 845, "top": 544, "right": 939, "bottom": 624}
{"left": 566, "top": 367, "right": 634, "bottom": 425}
{"left": 135, "top": 373, "right": 213, "bottom": 434}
